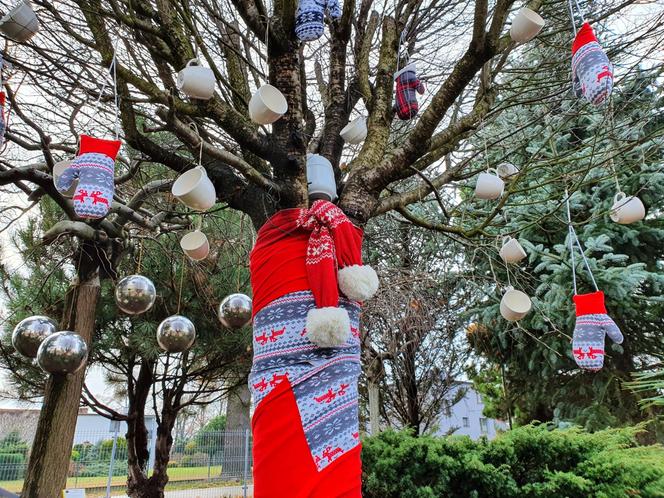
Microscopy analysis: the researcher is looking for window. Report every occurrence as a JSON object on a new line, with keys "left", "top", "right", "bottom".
{"left": 479, "top": 418, "right": 488, "bottom": 434}
{"left": 462, "top": 417, "right": 469, "bottom": 428}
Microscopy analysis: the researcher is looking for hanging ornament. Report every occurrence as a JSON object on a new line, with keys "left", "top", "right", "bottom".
{"left": 496, "top": 162, "right": 519, "bottom": 181}
{"left": 180, "top": 230, "right": 209, "bottom": 261}
{"left": 157, "top": 315, "right": 196, "bottom": 353}
{"left": 499, "top": 236, "right": 527, "bottom": 264}
{"left": 509, "top": 7, "right": 545, "bottom": 44}
{"left": 12, "top": 315, "right": 58, "bottom": 358}
{"left": 295, "top": 0, "right": 341, "bottom": 42}
{"left": 499, "top": 286, "right": 532, "bottom": 321}
{"left": 54, "top": 135, "right": 121, "bottom": 219}
{"left": 340, "top": 116, "right": 367, "bottom": 145}
{"left": 37, "top": 331, "right": 88, "bottom": 374}
{"left": 248, "top": 85, "right": 288, "bottom": 125}
{"left": 0, "top": 0, "right": 39, "bottom": 43}
{"left": 475, "top": 168, "right": 504, "bottom": 200}
{"left": 176, "top": 59, "right": 215, "bottom": 100}
{"left": 571, "top": 23, "right": 613, "bottom": 106}
{"left": 393, "top": 63, "right": 425, "bottom": 121}
{"left": 218, "top": 293, "right": 252, "bottom": 329}
{"left": 610, "top": 192, "right": 645, "bottom": 224}
{"left": 115, "top": 275, "right": 157, "bottom": 315}
{"left": 171, "top": 166, "right": 216, "bottom": 212}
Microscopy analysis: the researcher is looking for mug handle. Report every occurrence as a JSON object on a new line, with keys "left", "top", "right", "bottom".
{"left": 613, "top": 191, "right": 626, "bottom": 203}
{"left": 487, "top": 168, "right": 499, "bottom": 175}
{"left": 504, "top": 285, "right": 514, "bottom": 293}
{"left": 195, "top": 165, "right": 207, "bottom": 176}
{"left": 186, "top": 58, "right": 199, "bottom": 67}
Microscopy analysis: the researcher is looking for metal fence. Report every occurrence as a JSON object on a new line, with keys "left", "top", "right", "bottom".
{"left": 0, "top": 429, "right": 253, "bottom": 498}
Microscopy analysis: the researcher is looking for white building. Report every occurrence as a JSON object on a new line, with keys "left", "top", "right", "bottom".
{"left": 435, "top": 381, "right": 507, "bottom": 440}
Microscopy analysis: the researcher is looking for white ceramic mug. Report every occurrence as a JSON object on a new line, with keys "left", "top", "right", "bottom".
{"left": 610, "top": 192, "right": 645, "bottom": 224}
{"left": 499, "top": 236, "right": 527, "bottom": 264}
{"left": 248, "top": 85, "right": 288, "bottom": 125}
{"left": 177, "top": 59, "right": 215, "bottom": 100}
{"left": 500, "top": 287, "right": 532, "bottom": 322}
{"left": 53, "top": 159, "right": 77, "bottom": 197}
{"left": 171, "top": 166, "right": 216, "bottom": 211}
{"left": 510, "top": 7, "right": 545, "bottom": 44}
{"left": 475, "top": 169, "right": 504, "bottom": 200}
{"left": 180, "top": 230, "right": 209, "bottom": 261}
{"left": 497, "top": 162, "right": 519, "bottom": 180}
{"left": 0, "top": 0, "right": 39, "bottom": 43}
{"left": 307, "top": 154, "right": 337, "bottom": 201}
{"left": 340, "top": 116, "right": 368, "bottom": 144}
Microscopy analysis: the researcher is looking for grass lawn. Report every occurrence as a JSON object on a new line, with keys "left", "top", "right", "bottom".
{"left": 0, "top": 465, "right": 225, "bottom": 493}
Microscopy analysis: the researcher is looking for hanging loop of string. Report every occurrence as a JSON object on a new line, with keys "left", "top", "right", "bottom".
{"left": 81, "top": 40, "right": 121, "bottom": 139}
{"left": 604, "top": 97, "right": 621, "bottom": 193}
{"left": 564, "top": 189, "right": 599, "bottom": 295}
{"left": 188, "top": 122, "right": 204, "bottom": 167}
{"left": 566, "top": 0, "right": 585, "bottom": 35}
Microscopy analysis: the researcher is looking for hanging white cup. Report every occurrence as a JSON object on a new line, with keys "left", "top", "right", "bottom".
{"left": 53, "top": 159, "right": 77, "bottom": 197}
{"left": 340, "top": 116, "right": 368, "bottom": 144}
{"left": 248, "top": 85, "right": 288, "bottom": 125}
{"left": 0, "top": 0, "right": 39, "bottom": 43}
{"left": 499, "top": 236, "right": 527, "bottom": 264}
{"left": 500, "top": 287, "right": 532, "bottom": 322}
{"left": 510, "top": 8, "right": 545, "bottom": 44}
{"left": 475, "top": 169, "right": 504, "bottom": 200}
{"left": 306, "top": 154, "right": 337, "bottom": 201}
{"left": 497, "top": 162, "right": 519, "bottom": 180}
{"left": 180, "top": 230, "right": 209, "bottom": 261}
{"left": 610, "top": 192, "right": 645, "bottom": 224}
{"left": 171, "top": 166, "right": 216, "bottom": 212}
{"left": 177, "top": 59, "right": 215, "bottom": 100}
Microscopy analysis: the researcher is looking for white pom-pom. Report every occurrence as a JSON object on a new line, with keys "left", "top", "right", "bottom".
{"left": 305, "top": 307, "right": 350, "bottom": 348}
{"left": 338, "top": 264, "right": 379, "bottom": 302}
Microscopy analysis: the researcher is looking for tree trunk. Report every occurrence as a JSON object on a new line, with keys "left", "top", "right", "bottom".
{"left": 21, "top": 271, "right": 100, "bottom": 498}
{"left": 221, "top": 381, "right": 251, "bottom": 479}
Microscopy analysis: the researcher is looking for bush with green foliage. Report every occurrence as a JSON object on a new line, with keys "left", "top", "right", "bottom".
{"left": 362, "top": 424, "right": 664, "bottom": 497}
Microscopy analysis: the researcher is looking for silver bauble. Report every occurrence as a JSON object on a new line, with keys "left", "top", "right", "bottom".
{"left": 218, "top": 293, "right": 252, "bottom": 329}
{"left": 115, "top": 275, "right": 157, "bottom": 315}
{"left": 37, "top": 331, "right": 88, "bottom": 374}
{"left": 12, "top": 315, "right": 59, "bottom": 358}
{"left": 157, "top": 315, "right": 196, "bottom": 353}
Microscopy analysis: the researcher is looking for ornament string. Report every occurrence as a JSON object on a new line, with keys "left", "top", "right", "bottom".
{"left": 176, "top": 254, "right": 186, "bottom": 314}
{"left": 566, "top": 0, "right": 585, "bottom": 35}
{"left": 604, "top": 97, "right": 621, "bottom": 193}
{"left": 564, "top": 189, "right": 598, "bottom": 295}
{"left": 136, "top": 238, "right": 144, "bottom": 274}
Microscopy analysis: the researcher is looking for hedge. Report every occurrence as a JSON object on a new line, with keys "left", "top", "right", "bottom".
{"left": 362, "top": 424, "right": 664, "bottom": 498}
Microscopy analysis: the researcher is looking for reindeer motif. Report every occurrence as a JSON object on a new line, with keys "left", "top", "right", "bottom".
{"left": 350, "top": 326, "right": 359, "bottom": 338}
{"left": 72, "top": 189, "right": 89, "bottom": 203}
{"left": 314, "top": 389, "right": 337, "bottom": 404}
{"left": 586, "top": 347, "right": 604, "bottom": 359}
{"left": 597, "top": 65, "right": 613, "bottom": 82}
{"left": 255, "top": 332, "right": 269, "bottom": 345}
{"left": 269, "top": 327, "right": 286, "bottom": 342}
{"left": 269, "top": 372, "right": 289, "bottom": 387}
{"left": 89, "top": 190, "right": 109, "bottom": 206}
{"left": 573, "top": 347, "right": 586, "bottom": 360}
{"left": 252, "top": 378, "right": 268, "bottom": 392}
{"left": 337, "top": 383, "right": 349, "bottom": 396}
{"left": 321, "top": 446, "right": 343, "bottom": 462}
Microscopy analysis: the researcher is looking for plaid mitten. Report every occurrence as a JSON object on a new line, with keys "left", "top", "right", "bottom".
{"left": 393, "top": 63, "right": 425, "bottom": 120}
{"left": 572, "top": 291, "right": 623, "bottom": 371}
{"left": 0, "top": 92, "right": 5, "bottom": 143}
{"left": 571, "top": 22, "right": 613, "bottom": 106}
{"left": 295, "top": 0, "right": 341, "bottom": 42}
{"left": 56, "top": 135, "right": 121, "bottom": 219}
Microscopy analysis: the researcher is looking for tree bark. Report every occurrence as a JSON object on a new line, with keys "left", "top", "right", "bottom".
{"left": 21, "top": 271, "right": 100, "bottom": 498}
{"left": 368, "top": 382, "right": 380, "bottom": 435}
{"left": 221, "top": 381, "right": 251, "bottom": 479}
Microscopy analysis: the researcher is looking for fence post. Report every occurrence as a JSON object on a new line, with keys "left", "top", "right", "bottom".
{"left": 106, "top": 421, "right": 120, "bottom": 498}
{"left": 242, "top": 429, "right": 249, "bottom": 498}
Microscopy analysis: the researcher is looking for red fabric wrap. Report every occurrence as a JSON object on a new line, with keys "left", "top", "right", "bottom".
{"left": 572, "top": 22, "right": 598, "bottom": 55}
{"left": 250, "top": 200, "right": 363, "bottom": 316}
{"left": 78, "top": 134, "right": 122, "bottom": 160}
{"left": 574, "top": 291, "right": 607, "bottom": 316}
{"left": 0, "top": 92, "right": 5, "bottom": 106}
{"left": 252, "top": 380, "right": 362, "bottom": 498}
